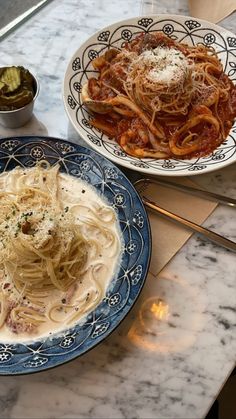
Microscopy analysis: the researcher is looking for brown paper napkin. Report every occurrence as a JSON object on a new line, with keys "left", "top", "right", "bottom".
{"left": 189, "top": 0, "right": 236, "bottom": 23}
{"left": 142, "top": 178, "right": 217, "bottom": 276}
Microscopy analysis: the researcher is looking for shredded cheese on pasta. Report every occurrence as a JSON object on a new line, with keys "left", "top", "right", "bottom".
{"left": 131, "top": 47, "right": 190, "bottom": 84}
{"left": 0, "top": 163, "right": 121, "bottom": 340}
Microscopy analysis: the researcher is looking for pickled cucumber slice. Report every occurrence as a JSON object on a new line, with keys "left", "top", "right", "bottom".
{"left": 0, "top": 67, "right": 21, "bottom": 93}
{"left": 0, "top": 66, "right": 35, "bottom": 111}
{"left": 0, "top": 81, "right": 7, "bottom": 93}
{"left": 0, "top": 90, "right": 34, "bottom": 111}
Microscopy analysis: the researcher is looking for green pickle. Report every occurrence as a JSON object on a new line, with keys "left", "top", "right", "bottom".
{"left": 0, "top": 66, "right": 35, "bottom": 111}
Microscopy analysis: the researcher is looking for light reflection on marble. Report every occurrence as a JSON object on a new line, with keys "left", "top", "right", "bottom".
{"left": 128, "top": 275, "right": 206, "bottom": 353}
{"left": 0, "top": 1, "right": 236, "bottom": 419}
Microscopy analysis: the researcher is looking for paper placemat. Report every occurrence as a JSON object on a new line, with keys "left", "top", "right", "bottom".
{"left": 141, "top": 178, "right": 217, "bottom": 276}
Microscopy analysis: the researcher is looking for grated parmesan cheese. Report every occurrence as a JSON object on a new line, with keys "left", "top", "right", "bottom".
{"left": 135, "top": 47, "right": 190, "bottom": 84}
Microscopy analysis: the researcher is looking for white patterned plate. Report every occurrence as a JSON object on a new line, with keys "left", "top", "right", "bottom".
{"left": 63, "top": 14, "right": 236, "bottom": 176}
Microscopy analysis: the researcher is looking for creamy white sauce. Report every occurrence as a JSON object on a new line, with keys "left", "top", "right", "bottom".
{"left": 0, "top": 169, "right": 122, "bottom": 343}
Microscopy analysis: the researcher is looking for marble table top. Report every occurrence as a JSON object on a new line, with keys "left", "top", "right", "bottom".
{"left": 0, "top": 0, "right": 236, "bottom": 418}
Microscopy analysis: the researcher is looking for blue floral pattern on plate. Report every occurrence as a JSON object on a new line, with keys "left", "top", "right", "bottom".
{"left": 0, "top": 136, "right": 151, "bottom": 375}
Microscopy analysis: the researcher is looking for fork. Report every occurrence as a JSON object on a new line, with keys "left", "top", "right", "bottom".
{"left": 134, "top": 178, "right": 236, "bottom": 252}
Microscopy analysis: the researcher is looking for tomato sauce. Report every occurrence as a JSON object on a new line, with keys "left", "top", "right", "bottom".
{"left": 88, "top": 32, "right": 236, "bottom": 159}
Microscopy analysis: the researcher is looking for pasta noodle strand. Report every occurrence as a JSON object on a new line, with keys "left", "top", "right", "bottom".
{"left": 83, "top": 32, "right": 236, "bottom": 159}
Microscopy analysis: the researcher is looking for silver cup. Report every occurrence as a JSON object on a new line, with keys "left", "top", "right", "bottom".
{"left": 0, "top": 71, "right": 39, "bottom": 129}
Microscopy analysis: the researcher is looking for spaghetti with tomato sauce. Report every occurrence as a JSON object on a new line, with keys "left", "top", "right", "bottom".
{"left": 82, "top": 32, "right": 236, "bottom": 159}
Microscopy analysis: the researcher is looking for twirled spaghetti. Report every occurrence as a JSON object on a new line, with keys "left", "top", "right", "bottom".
{"left": 82, "top": 32, "right": 236, "bottom": 159}
{"left": 0, "top": 163, "right": 121, "bottom": 340}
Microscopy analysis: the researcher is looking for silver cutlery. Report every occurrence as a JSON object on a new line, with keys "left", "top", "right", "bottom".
{"left": 134, "top": 178, "right": 236, "bottom": 252}
{"left": 134, "top": 178, "right": 236, "bottom": 207}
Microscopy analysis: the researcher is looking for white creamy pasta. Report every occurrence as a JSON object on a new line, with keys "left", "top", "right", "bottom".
{"left": 0, "top": 163, "right": 122, "bottom": 342}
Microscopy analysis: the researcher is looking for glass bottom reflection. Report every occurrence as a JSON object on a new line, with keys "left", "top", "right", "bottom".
{"left": 128, "top": 276, "right": 205, "bottom": 353}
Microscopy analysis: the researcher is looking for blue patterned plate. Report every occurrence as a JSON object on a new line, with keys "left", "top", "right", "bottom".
{"left": 0, "top": 136, "right": 151, "bottom": 375}
{"left": 63, "top": 14, "right": 236, "bottom": 176}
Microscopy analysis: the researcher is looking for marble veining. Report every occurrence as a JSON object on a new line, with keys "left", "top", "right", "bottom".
{"left": 0, "top": 0, "right": 236, "bottom": 418}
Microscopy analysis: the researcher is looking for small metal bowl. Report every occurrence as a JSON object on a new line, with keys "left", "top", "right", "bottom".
{"left": 0, "top": 71, "right": 39, "bottom": 129}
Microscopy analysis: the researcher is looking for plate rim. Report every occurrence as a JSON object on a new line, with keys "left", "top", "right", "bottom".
{"left": 0, "top": 135, "right": 152, "bottom": 375}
